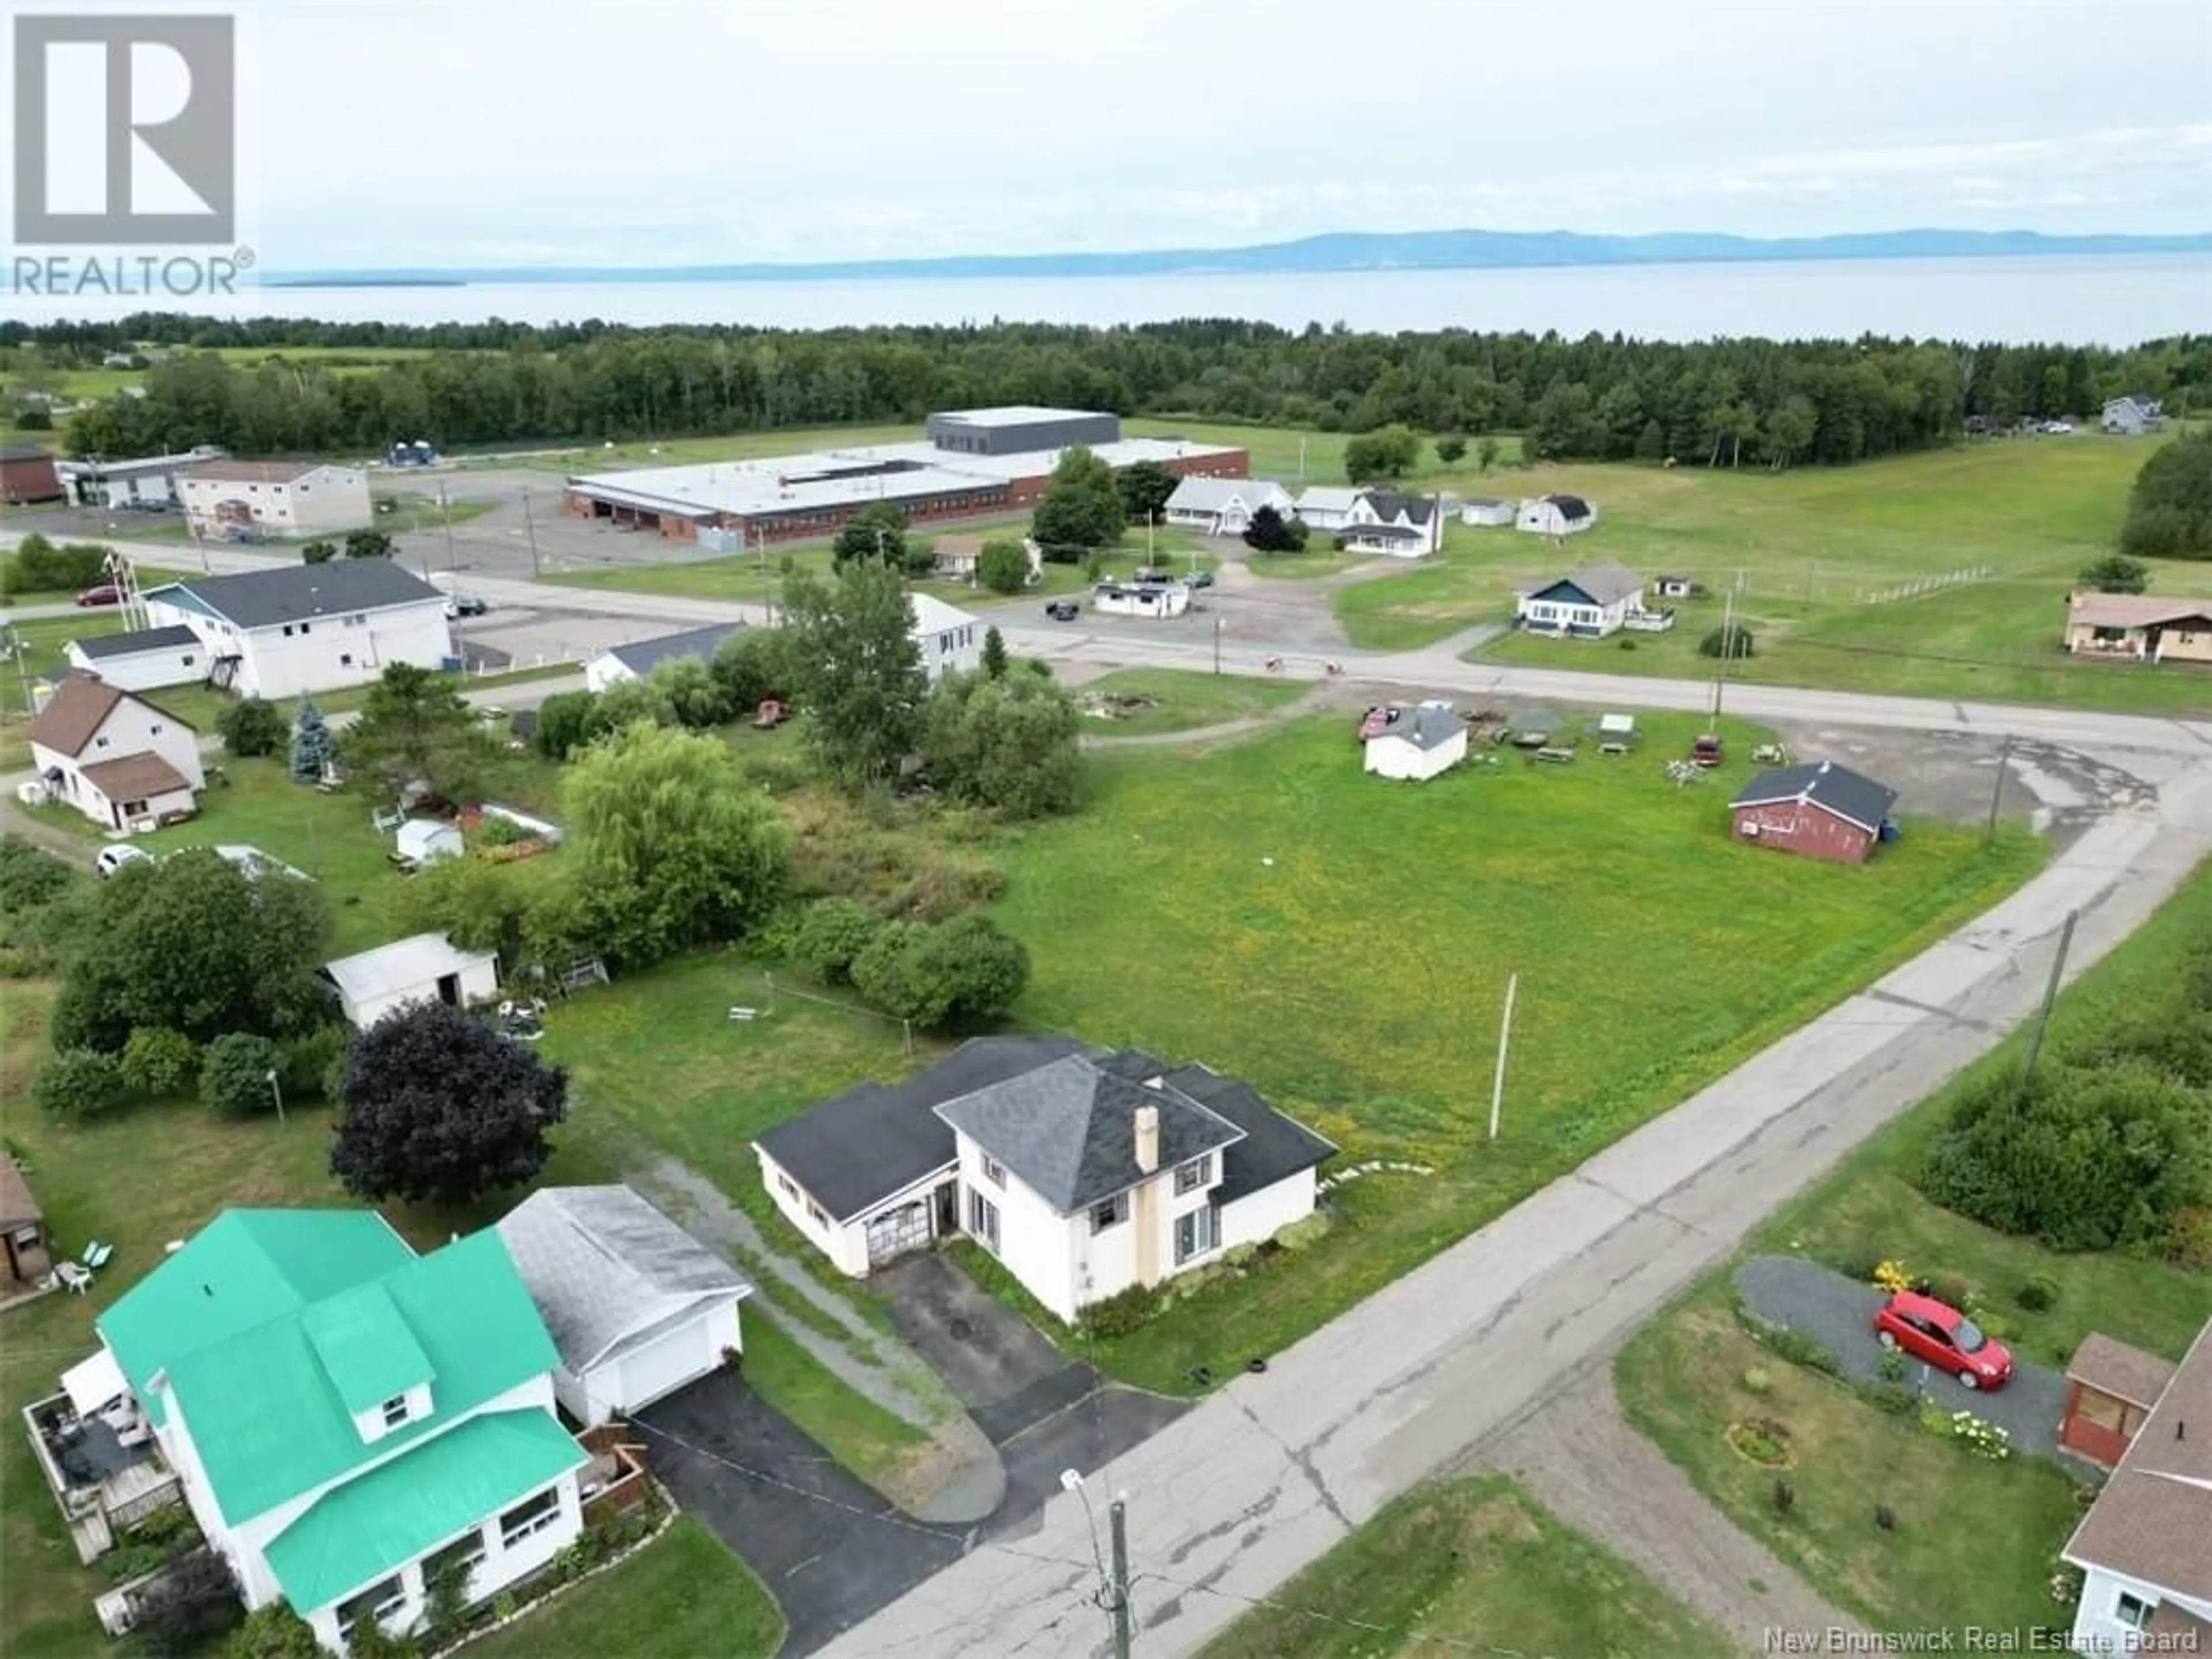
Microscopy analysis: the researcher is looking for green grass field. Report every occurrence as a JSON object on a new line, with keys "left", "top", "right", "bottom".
{"left": 1199, "top": 1474, "right": 1726, "bottom": 1658}
{"left": 985, "top": 713, "right": 2040, "bottom": 1389}
{"left": 1074, "top": 667, "right": 1310, "bottom": 736}
{"left": 544, "top": 525, "right": 1214, "bottom": 607}
{"left": 460, "top": 1517, "right": 783, "bottom": 1659}
{"left": 1612, "top": 861, "right": 2212, "bottom": 1640}
{"left": 1325, "top": 434, "right": 2212, "bottom": 714}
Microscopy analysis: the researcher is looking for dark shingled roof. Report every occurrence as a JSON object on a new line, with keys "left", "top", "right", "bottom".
{"left": 1159, "top": 1065, "right": 1336, "bottom": 1203}
{"left": 70, "top": 624, "right": 202, "bottom": 661}
{"left": 0, "top": 442, "right": 56, "bottom": 463}
{"left": 1730, "top": 759, "right": 1897, "bottom": 834}
{"left": 753, "top": 1035, "right": 1085, "bottom": 1222}
{"left": 935, "top": 1054, "right": 1244, "bottom": 1213}
{"left": 149, "top": 560, "right": 442, "bottom": 630}
{"left": 1544, "top": 494, "right": 1593, "bottom": 521}
{"left": 1358, "top": 490, "right": 1437, "bottom": 526}
{"left": 603, "top": 622, "right": 745, "bottom": 678}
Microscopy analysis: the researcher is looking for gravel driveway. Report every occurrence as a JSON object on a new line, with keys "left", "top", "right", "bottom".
{"left": 1733, "top": 1256, "right": 2070, "bottom": 1460}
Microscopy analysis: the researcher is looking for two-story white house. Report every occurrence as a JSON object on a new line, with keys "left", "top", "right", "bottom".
{"left": 753, "top": 1037, "right": 1335, "bottom": 1322}
{"left": 27, "top": 673, "right": 204, "bottom": 831}
{"left": 143, "top": 561, "right": 453, "bottom": 700}
{"left": 179, "top": 460, "right": 372, "bottom": 541}
{"left": 910, "top": 592, "right": 982, "bottom": 682}
{"left": 84, "top": 1209, "right": 587, "bottom": 1654}
{"left": 1340, "top": 490, "right": 1444, "bottom": 557}
{"left": 2062, "top": 1319, "right": 2212, "bottom": 1654}
{"left": 1161, "top": 477, "right": 1294, "bottom": 538}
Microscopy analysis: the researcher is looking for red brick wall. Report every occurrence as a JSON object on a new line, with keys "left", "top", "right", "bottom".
{"left": 1729, "top": 800, "right": 1875, "bottom": 864}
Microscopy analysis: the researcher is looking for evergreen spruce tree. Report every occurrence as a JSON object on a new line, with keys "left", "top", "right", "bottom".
{"left": 289, "top": 695, "right": 333, "bottom": 783}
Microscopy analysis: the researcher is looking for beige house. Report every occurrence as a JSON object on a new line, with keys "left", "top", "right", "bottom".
{"left": 2063, "top": 592, "right": 2212, "bottom": 664}
{"left": 179, "top": 460, "right": 371, "bottom": 541}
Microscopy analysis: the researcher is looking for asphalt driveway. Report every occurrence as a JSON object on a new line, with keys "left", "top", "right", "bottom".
{"left": 1733, "top": 1255, "right": 2071, "bottom": 1460}
{"left": 634, "top": 1373, "right": 961, "bottom": 1658}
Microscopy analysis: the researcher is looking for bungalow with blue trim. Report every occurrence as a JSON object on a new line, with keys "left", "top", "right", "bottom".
{"left": 1513, "top": 562, "right": 1672, "bottom": 638}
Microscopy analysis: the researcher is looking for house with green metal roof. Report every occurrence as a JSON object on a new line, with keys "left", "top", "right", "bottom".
{"left": 81, "top": 1208, "right": 587, "bottom": 1653}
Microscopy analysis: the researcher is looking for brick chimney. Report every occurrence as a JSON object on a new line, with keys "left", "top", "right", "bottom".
{"left": 1134, "top": 1105, "right": 1160, "bottom": 1175}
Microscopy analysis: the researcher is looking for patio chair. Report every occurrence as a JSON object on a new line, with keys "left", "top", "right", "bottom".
{"left": 56, "top": 1262, "right": 92, "bottom": 1295}
{"left": 81, "top": 1242, "right": 113, "bottom": 1271}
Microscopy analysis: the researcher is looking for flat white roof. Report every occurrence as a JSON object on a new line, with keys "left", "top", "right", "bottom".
{"left": 567, "top": 435, "right": 1244, "bottom": 522}
{"left": 323, "top": 931, "right": 495, "bottom": 1006}
{"left": 933, "top": 406, "right": 1102, "bottom": 426}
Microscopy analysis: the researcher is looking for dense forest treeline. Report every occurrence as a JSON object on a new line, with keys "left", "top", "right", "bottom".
{"left": 7, "top": 315, "right": 2206, "bottom": 469}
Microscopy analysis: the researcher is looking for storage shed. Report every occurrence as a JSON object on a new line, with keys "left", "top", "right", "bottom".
{"left": 1362, "top": 703, "right": 1468, "bottom": 782}
{"left": 1729, "top": 760, "right": 1897, "bottom": 865}
{"left": 320, "top": 932, "right": 499, "bottom": 1029}
{"left": 2061, "top": 1334, "right": 2178, "bottom": 1468}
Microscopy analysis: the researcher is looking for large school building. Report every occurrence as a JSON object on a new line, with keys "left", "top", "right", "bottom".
{"left": 560, "top": 407, "right": 1249, "bottom": 548}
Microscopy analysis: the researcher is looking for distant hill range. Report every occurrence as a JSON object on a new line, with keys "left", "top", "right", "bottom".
{"left": 268, "top": 228, "right": 2212, "bottom": 288}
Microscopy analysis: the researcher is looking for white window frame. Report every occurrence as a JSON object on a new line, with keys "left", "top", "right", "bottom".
{"left": 1174, "top": 1203, "right": 1219, "bottom": 1266}
{"left": 1090, "top": 1192, "right": 1128, "bottom": 1234}
{"left": 982, "top": 1155, "right": 1005, "bottom": 1188}
{"left": 1175, "top": 1154, "right": 1213, "bottom": 1196}
{"left": 336, "top": 1575, "right": 406, "bottom": 1642}
{"left": 2114, "top": 1590, "right": 2152, "bottom": 1631}
{"left": 498, "top": 1486, "right": 564, "bottom": 1550}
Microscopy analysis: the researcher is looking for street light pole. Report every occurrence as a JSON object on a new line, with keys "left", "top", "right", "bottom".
{"left": 266, "top": 1068, "right": 286, "bottom": 1126}
{"left": 438, "top": 483, "right": 458, "bottom": 579}
{"left": 1213, "top": 617, "right": 1222, "bottom": 676}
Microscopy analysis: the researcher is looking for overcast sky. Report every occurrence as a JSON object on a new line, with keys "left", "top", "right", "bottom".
{"left": 180, "top": 0, "right": 2212, "bottom": 266}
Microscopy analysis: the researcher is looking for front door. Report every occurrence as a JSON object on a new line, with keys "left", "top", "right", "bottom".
{"left": 933, "top": 1180, "right": 958, "bottom": 1238}
{"left": 437, "top": 972, "right": 460, "bottom": 1005}
{"left": 967, "top": 1190, "right": 1001, "bottom": 1253}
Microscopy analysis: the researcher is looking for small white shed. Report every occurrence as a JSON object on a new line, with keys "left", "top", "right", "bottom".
{"left": 396, "top": 817, "right": 463, "bottom": 866}
{"left": 1459, "top": 498, "right": 1514, "bottom": 527}
{"left": 321, "top": 932, "right": 499, "bottom": 1030}
{"left": 1363, "top": 702, "right": 1468, "bottom": 782}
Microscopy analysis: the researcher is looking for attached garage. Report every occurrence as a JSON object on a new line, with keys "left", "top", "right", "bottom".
{"left": 496, "top": 1185, "right": 753, "bottom": 1427}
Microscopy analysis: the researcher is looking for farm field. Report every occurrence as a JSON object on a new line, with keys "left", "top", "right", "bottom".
{"left": 1199, "top": 1475, "right": 1727, "bottom": 1659}
{"left": 984, "top": 713, "right": 2041, "bottom": 1390}
{"left": 1613, "top": 860, "right": 2212, "bottom": 1640}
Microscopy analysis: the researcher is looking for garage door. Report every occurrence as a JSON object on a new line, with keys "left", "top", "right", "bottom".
{"left": 615, "top": 1319, "right": 714, "bottom": 1415}
{"left": 865, "top": 1199, "right": 931, "bottom": 1267}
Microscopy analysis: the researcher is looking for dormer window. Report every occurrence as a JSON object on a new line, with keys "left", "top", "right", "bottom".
{"left": 380, "top": 1394, "right": 410, "bottom": 1429}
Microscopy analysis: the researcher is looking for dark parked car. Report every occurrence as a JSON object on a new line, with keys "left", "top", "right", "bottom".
{"left": 1044, "top": 599, "right": 1081, "bottom": 621}
{"left": 444, "top": 595, "right": 488, "bottom": 618}
{"left": 75, "top": 585, "right": 122, "bottom": 607}
{"left": 1187, "top": 569, "right": 1215, "bottom": 589}
{"left": 1873, "top": 1290, "right": 2014, "bottom": 1390}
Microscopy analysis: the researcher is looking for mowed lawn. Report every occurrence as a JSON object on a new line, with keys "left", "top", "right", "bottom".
{"left": 1437, "top": 437, "right": 2212, "bottom": 713}
{"left": 460, "top": 1518, "right": 783, "bottom": 1659}
{"left": 1613, "top": 862, "right": 2212, "bottom": 1640}
{"left": 992, "top": 714, "right": 2043, "bottom": 1389}
{"left": 1200, "top": 1475, "right": 1726, "bottom": 1659}
{"left": 1074, "top": 667, "right": 1310, "bottom": 736}
{"left": 544, "top": 522, "right": 1214, "bottom": 607}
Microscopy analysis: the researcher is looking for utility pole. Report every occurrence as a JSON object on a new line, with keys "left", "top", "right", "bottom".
{"left": 1983, "top": 736, "right": 2011, "bottom": 846}
{"left": 1213, "top": 617, "right": 1222, "bottom": 676}
{"left": 7, "top": 630, "right": 32, "bottom": 718}
{"left": 2017, "top": 908, "right": 2078, "bottom": 1094}
{"left": 521, "top": 487, "right": 542, "bottom": 578}
{"left": 1108, "top": 1497, "right": 1132, "bottom": 1659}
{"left": 438, "top": 483, "right": 458, "bottom": 579}
{"left": 1711, "top": 582, "right": 1738, "bottom": 723}
{"left": 1488, "top": 972, "right": 1518, "bottom": 1141}
{"left": 266, "top": 1068, "right": 286, "bottom": 1126}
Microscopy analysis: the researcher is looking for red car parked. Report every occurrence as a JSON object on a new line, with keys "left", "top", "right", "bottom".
{"left": 75, "top": 585, "right": 122, "bottom": 607}
{"left": 1873, "top": 1290, "right": 2013, "bottom": 1389}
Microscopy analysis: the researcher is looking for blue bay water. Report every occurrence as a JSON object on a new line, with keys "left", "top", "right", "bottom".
{"left": 12, "top": 253, "right": 2208, "bottom": 343}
